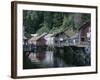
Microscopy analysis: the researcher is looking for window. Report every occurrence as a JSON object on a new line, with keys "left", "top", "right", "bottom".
{"left": 81, "top": 38, "right": 85, "bottom": 41}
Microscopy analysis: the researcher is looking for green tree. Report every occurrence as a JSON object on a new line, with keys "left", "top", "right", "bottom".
{"left": 52, "top": 12, "right": 63, "bottom": 28}
{"left": 23, "top": 10, "right": 91, "bottom": 34}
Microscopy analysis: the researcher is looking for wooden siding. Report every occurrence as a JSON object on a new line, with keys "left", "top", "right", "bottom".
{"left": 80, "top": 26, "right": 90, "bottom": 42}
{"left": 36, "top": 37, "right": 46, "bottom": 46}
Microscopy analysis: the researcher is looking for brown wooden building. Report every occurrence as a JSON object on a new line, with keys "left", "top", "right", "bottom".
{"left": 36, "top": 37, "right": 47, "bottom": 46}
{"left": 79, "top": 21, "right": 90, "bottom": 46}
{"left": 36, "top": 33, "right": 47, "bottom": 46}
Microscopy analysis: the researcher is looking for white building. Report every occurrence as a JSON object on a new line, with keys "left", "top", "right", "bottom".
{"left": 44, "top": 34, "right": 54, "bottom": 46}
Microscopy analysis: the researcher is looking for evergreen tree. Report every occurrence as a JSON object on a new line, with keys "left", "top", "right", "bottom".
{"left": 23, "top": 10, "right": 91, "bottom": 34}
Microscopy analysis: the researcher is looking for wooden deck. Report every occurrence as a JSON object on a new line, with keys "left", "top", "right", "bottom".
{"left": 75, "top": 42, "right": 88, "bottom": 47}
{"left": 75, "top": 44, "right": 88, "bottom": 47}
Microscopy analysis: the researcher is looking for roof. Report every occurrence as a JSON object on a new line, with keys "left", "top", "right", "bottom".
{"left": 31, "top": 34, "right": 38, "bottom": 37}
{"left": 29, "top": 33, "right": 47, "bottom": 41}
{"left": 44, "top": 34, "right": 54, "bottom": 38}
{"left": 79, "top": 21, "right": 90, "bottom": 30}
{"left": 64, "top": 27, "right": 77, "bottom": 37}
{"left": 52, "top": 31, "right": 63, "bottom": 37}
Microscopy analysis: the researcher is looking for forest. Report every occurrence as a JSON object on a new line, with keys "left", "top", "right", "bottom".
{"left": 23, "top": 10, "right": 91, "bottom": 35}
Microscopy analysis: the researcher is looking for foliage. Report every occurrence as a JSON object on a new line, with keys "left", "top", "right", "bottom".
{"left": 36, "top": 25, "right": 49, "bottom": 35}
{"left": 23, "top": 10, "right": 91, "bottom": 34}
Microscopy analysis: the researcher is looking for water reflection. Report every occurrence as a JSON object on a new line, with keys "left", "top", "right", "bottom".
{"left": 23, "top": 46, "right": 90, "bottom": 69}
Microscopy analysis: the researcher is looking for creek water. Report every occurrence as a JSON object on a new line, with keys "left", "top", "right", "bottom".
{"left": 23, "top": 46, "right": 90, "bottom": 69}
